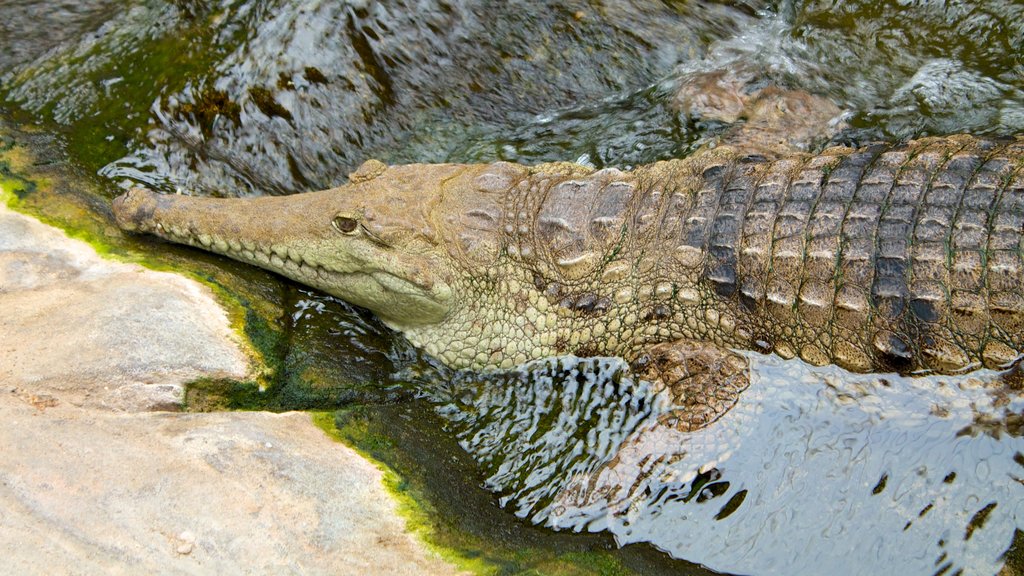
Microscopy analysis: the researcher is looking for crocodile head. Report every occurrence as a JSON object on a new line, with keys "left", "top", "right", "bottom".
{"left": 113, "top": 160, "right": 520, "bottom": 332}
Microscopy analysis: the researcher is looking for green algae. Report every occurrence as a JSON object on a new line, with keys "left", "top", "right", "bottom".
{"left": 312, "top": 404, "right": 711, "bottom": 576}
{"left": 1004, "top": 530, "right": 1024, "bottom": 576}
{"left": 184, "top": 377, "right": 266, "bottom": 412}
{"left": 312, "top": 410, "right": 497, "bottom": 576}
{"left": 173, "top": 88, "right": 242, "bottom": 138}
{"left": 312, "top": 409, "right": 635, "bottom": 576}
{"left": 0, "top": 125, "right": 132, "bottom": 259}
{"left": 2, "top": 0, "right": 249, "bottom": 175}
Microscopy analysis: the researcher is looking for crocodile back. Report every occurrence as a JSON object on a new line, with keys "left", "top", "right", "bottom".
{"left": 656, "top": 136, "right": 1024, "bottom": 373}
{"left": 461, "top": 137, "right": 1023, "bottom": 374}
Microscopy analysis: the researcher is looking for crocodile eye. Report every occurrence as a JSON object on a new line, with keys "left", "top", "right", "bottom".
{"left": 332, "top": 216, "right": 359, "bottom": 234}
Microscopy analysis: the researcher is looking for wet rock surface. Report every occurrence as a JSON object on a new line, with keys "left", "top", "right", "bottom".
{"left": 0, "top": 203, "right": 460, "bottom": 575}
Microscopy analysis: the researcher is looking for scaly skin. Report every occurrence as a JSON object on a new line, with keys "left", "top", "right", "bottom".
{"left": 114, "top": 136, "right": 1024, "bottom": 425}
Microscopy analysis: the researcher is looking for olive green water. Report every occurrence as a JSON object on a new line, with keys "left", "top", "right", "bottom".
{"left": 2, "top": 1, "right": 1023, "bottom": 574}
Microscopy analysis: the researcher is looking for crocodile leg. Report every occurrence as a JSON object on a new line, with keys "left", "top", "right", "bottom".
{"left": 631, "top": 340, "right": 750, "bottom": 432}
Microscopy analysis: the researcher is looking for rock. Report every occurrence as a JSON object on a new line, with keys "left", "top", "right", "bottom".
{"left": 0, "top": 400, "right": 461, "bottom": 575}
{"left": 0, "top": 203, "right": 461, "bottom": 575}
{"left": 673, "top": 69, "right": 750, "bottom": 124}
{"left": 673, "top": 69, "right": 846, "bottom": 157}
{"left": 724, "top": 86, "right": 845, "bottom": 156}
{"left": 0, "top": 202, "right": 249, "bottom": 411}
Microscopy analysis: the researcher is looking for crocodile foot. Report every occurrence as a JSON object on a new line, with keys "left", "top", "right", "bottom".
{"left": 998, "top": 356, "right": 1024, "bottom": 392}
{"left": 631, "top": 339, "right": 750, "bottom": 432}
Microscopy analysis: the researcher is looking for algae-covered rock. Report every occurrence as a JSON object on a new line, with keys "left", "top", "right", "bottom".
{"left": 0, "top": 202, "right": 248, "bottom": 410}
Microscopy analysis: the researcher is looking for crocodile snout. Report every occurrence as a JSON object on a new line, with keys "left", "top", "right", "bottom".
{"left": 112, "top": 188, "right": 160, "bottom": 232}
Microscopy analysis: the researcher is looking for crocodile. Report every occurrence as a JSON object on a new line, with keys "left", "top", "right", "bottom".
{"left": 113, "top": 134, "right": 1024, "bottom": 430}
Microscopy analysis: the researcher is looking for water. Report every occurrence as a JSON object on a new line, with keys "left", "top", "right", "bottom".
{"left": 3, "top": 0, "right": 1024, "bottom": 573}
{"left": 5, "top": 0, "right": 761, "bottom": 192}
{"left": 431, "top": 353, "right": 1024, "bottom": 575}
{"left": 284, "top": 291, "right": 1024, "bottom": 574}
{"left": 435, "top": 358, "right": 674, "bottom": 521}
{"left": 5, "top": 0, "right": 1021, "bottom": 194}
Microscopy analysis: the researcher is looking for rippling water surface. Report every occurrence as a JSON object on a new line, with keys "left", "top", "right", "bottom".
{"left": 431, "top": 354, "right": 1024, "bottom": 575}
{"left": 280, "top": 288, "right": 1024, "bottom": 575}
{"left": 5, "top": 1, "right": 1022, "bottom": 193}
{"left": 2, "top": 1, "right": 1024, "bottom": 574}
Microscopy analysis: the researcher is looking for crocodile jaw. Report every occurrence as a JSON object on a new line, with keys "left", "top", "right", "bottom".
{"left": 113, "top": 187, "right": 452, "bottom": 327}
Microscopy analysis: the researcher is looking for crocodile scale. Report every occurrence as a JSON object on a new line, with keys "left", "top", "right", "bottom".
{"left": 482, "top": 135, "right": 1024, "bottom": 373}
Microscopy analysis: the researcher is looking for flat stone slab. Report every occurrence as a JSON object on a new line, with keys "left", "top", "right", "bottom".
{"left": 0, "top": 400, "right": 459, "bottom": 575}
{"left": 0, "top": 203, "right": 248, "bottom": 411}
{"left": 0, "top": 203, "right": 460, "bottom": 575}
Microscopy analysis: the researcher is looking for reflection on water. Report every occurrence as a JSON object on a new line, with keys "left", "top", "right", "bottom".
{"left": 432, "top": 354, "right": 1024, "bottom": 575}
{"left": 434, "top": 358, "right": 673, "bottom": 521}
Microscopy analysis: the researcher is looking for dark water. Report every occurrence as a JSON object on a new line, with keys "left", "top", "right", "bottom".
{"left": 3, "top": 1, "right": 1024, "bottom": 574}
{"left": 6, "top": 0, "right": 1022, "bottom": 195}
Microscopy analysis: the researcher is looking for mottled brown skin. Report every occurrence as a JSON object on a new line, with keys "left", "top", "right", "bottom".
{"left": 113, "top": 135, "right": 1024, "bottom": 430}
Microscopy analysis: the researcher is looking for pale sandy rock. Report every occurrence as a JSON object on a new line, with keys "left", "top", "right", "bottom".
{"left": 0, "top": 399, "right": 461, "bottom": 576}
{"left": 0, "top": 203, "right": 249, "bottom": 411}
